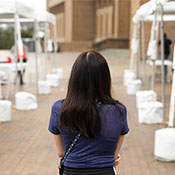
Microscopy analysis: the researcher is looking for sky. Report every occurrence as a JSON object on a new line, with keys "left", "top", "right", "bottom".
{"left": 17, "top": 0, "right": 46, "bottom": 11}
{"left": 0, "top": 0, "right": 46, "bottom": 29}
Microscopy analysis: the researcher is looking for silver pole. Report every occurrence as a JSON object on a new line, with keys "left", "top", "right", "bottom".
{"left": 168, "top": 43, "right": 175, "bottom": 127}
{"left": 160, "top": 4, "right": 165, "bottom": 120}
{"left": 44, "top": 22, "right": 48, "bottom": 77}
{"left": 14, "top": 13, "right": 19, "bottom": 92}
{"left": 53, "top": 23, "right": 57, "bottom": 70}
{"left": 137, "top": 22, "right": 141, "bottom": 79}
{"left": 34, "top": 20, "right": 39, "bottom": 94}
{"left": 141, "top": 21, "right": 146, "bottom": 87}
{"left": 151, "top": 60, "right": 156, "bottom": 90}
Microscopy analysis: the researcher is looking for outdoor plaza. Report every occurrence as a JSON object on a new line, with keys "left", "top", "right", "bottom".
{"left": 0, "top": 0, "right": 175, "bottom": 175}
{"left": 0, "top": 49, "right": 175, "bottom": 175}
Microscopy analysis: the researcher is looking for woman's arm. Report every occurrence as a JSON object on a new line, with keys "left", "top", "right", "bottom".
{"left": 114, "top": 135, "right": 125, "bottom": 166}
{"left": 52, "top": 134, "right": 64, "bottom": 158}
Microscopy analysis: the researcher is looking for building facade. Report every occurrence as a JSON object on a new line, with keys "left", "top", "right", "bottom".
{"left": 47, "top": 0, "right": 130, "bottom": 51}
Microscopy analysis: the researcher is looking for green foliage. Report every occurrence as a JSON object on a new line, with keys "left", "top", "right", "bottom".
{"left": 0, "top": 27, "right": 14, "bottom": 49}
{"left": 0, "top": 27, "right": 34, "bottom": 50}
{"left": 21, "top": 28, "right": 34, "bottom": 38}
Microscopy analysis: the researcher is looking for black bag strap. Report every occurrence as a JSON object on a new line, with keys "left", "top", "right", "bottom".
{"left": 60, "top": 133, "right": 81, "bottom": 166}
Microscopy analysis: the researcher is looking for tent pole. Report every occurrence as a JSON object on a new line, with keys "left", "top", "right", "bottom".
{"left": 14, "top": 13, "right": 19, "bottom": 93}
{"left": 151, "top": 60, "right": 156, "bottom": 90}
{"left": 160, "top": 4, "right": 166, "bottom": 120}
{"left": 141, "top": 21, "right": 146, "bottom": 87}
{"left": 168, "top": 43, "right": 175, "bottom": 127}
{"left": 137, "top": 22, "right": 141, "bottom": 79}
{"left": 34, "top": 19, "right": 39, "bottom": 94}
{"left": 43, "top": 22, "right": 47, "bottom": 79}
{"left": 53, "top": 23, "right": 57, "bottom": 71}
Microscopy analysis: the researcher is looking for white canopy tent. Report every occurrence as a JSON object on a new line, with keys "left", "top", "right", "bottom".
{"left": 0, "top": 0, "right": 36, "bottom": 97}
{"left": 131, "top": 0, "right": 175, "bottom": 126}
{"left": 0, "top": 1, "right": 57, "bottom": 94}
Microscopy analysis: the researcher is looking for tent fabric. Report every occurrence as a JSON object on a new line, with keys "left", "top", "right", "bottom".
{"left": 35, "top": 11, "right": 56, "bottom": 25}
{"left": 133, "top": 0, "right": 175, "bottom": 23}
{"left": 0, "top": 0, "right": 35, "bottom": 18}
{"left": 0, "top": 0, "right": 56, "bottom": 24}
{"left": 0, "top": 12, "right": 56, "bottom": 25}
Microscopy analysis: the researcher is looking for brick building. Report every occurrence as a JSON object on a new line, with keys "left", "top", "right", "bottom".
{"left": 47, "top": 0, "right": 175, "bottom": 54}
{"left": 47, "top": 0, "right": 130, "bottom": 51}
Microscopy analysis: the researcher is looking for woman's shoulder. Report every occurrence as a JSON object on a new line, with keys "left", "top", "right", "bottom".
{"left": 101, "top": 101, "right": 126, "bottom": 112}
{"left": 52, "top": 99, "right": 64, "bottom": 113}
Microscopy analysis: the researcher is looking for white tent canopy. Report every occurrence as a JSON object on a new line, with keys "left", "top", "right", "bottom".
{"left": 0, "top": 11, "right": 56, "bottom": 25}
{"left": 0, "top": 0, "right": 36, "bottom": 94}
{"left": 0, "top": 2, "right": 57, "bottom": 93}
{"left": 130, "top": 0, "right": 175, "bottom": 126}
{"left": 0, "top": 0, "right": 35, "bottom": 18}
{"left": 133, "top": 0, "right": 175, "bottom": 23}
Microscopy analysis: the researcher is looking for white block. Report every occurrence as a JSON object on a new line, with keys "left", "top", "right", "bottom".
{"left": 0, "top": 100, "right": 12, "bottom": 122}
{"left": 154, "top": 128, "right": 175, "bottom": 161}
{"left": 38, "top": 81, "right": 51, "bottom": 95}
{"left": 46, "top": 74, "right": 59, "bottom": 87}
{"left": 52, "top": 68, "right": 63, "bottom": 79}
{"left": 126, "top": 79, "right": 142, "bottom": 95}
{"left": 15, "top": 92, "right": 38, "bottom": 110}
{"left": 138, "top": 101, "right": 163, "bottom": 124}
{"left": 123, "top": 70, "right": 136, "bottom": 86}
{"left": 136, "top": 90, "right": 157, "bottom": 108}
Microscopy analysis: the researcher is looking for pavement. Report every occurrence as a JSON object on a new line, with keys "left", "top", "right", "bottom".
{"left": 0, "top": 49, "right": 175, "bottom": 175}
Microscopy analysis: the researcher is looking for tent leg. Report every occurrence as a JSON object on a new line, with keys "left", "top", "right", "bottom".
{"left": 34, "top": 20, "right": 39, "bottom": 94}
{"left": 141, "top": 21, "right": 146, "bottom": 87}
{"left": 160, "top": 4, "right": 165, "bottom": 120}
{"left": 137, "top": 23, "right": 141, "bottom": 79}
{"left": 53, "top": 23, "right": 57, "bottom": 70}
{"left": 14, "top": 13, "right": 19, "bottom": 93}
{"left": 151, "top": 60, "right": 156, "bottom": 90}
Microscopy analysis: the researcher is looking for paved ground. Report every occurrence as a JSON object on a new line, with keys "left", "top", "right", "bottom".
{"left": 0, "top": 49, "right": 175, "bottom": 175}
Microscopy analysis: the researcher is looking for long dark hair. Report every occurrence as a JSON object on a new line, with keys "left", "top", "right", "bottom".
{"left": 60, "top": 51, "right": 119, "bottom": 138}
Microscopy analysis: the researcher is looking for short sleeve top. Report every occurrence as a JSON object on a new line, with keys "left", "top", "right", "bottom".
{"left": 48, "top": 100, "right": 129, "bottom": 168}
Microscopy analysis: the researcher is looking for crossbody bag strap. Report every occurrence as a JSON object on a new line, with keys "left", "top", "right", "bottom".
{"left": 60, "top": 133, "right": 81, "bottom": 166}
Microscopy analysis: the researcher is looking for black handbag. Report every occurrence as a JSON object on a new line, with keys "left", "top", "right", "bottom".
{"left": 59, "top": 133, "right": 81, "bottom": 175}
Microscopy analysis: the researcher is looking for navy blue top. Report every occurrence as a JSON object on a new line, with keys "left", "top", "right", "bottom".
{"left": 48, "top": 100, "right": 129, "bottom": 168}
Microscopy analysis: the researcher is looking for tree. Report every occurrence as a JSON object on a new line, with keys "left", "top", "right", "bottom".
{"left": 0, "top": 27, "right": 14, "bottom": 49}
{"left": 0, "top": 27, "right": 34, "bottom": 49}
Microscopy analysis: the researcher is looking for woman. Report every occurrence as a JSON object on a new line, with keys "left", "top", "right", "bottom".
{"left": 48, "top": 51, "right": 129, "bottom": 175}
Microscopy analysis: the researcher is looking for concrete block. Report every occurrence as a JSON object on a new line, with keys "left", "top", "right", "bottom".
{"left": 15, "top": 92, "right": 38, "bottom": 110}
{"left": 138, "top": 101, "right": 163, "bottom": 124}
{"left": 136, "top": 90, "right": 157, "bottom": 108}
{"left": 52, "top": 68, "right": 63, "bottom": 79}
{"left": 123, "top": 70, "right": 136, "bottom": 86}
{"left": 38, "top": 81, "right": 51, "bottom": 95}
{"left": 126, "top": 79, "right": 142, "bottom": 95}
{"left": 154, "top": 128, "right": 175, "bottom": 161}
{"left": 0, "top": 100, "right": 12, "bottom": 122}
{"left": 46, "top": 74, "right": 59, "bottom": 87}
